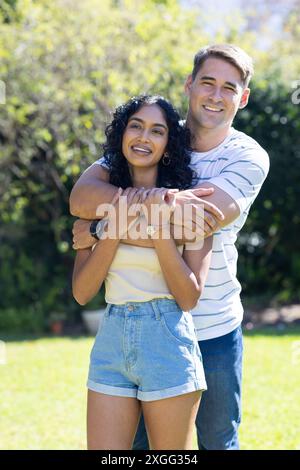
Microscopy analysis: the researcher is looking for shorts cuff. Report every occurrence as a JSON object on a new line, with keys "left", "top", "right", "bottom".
{"left": 137, "top": 380, "right": 207, "bottom": 402}
{"left": 87, "top": 380, "right": 137, "bottom": 398}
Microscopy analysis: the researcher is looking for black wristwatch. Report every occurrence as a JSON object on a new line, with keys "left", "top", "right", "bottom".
{"left": 90, "top": 219, "right": 108, "bottom": 240}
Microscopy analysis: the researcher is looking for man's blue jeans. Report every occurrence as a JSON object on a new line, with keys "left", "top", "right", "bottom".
{"left": 132, "top": 325, "right": 243, "bottom": 450}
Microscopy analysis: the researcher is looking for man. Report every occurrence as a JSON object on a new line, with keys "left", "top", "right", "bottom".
{"left": 70, "top": 44, "right": 269, "bottom": 449}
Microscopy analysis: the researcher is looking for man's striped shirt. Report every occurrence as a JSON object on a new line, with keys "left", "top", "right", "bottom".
{"left": 189, "top": 128, "right": 269, "bottom": 340}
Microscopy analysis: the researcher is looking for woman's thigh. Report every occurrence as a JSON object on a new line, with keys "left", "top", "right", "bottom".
{"left": 142, "top": 391, "right": 201, "bottom": 450}
{"left": 87, "top": 390, "right": 141, "bottom": 450}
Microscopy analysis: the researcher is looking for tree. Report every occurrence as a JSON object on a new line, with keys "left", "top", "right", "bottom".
{"left": 0, "top": 0, "right": 299, "bottom": 331}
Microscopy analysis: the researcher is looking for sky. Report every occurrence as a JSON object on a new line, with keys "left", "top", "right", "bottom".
{"left": 181, "top": 0, "right": 297, "bottom": 48}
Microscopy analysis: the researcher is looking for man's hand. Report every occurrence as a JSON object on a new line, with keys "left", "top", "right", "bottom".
{"left": 173, "top": 187, "right": 225, "bottom": 238}
{"left": 141, "top": 188, "right": 172, "bottom": 225}
{"left": 72, "top": 219, "right": 95, "bottom": 250}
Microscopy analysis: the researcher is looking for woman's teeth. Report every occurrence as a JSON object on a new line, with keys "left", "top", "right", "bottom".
{"left": 132, "top": 146, "right": 151, "bottom": 154}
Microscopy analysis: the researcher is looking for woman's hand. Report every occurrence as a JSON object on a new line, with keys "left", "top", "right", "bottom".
{"left": 72, "top": 187, "right": 124, "bottom": 250}
{"left": 72, "top": 219, "right": 95, "bottom": 250}
{"left": 141, "top": 188, "right": 174, "bottom": 227}
{"left": 112, "top": 187, "right": 144, "bottom": 238}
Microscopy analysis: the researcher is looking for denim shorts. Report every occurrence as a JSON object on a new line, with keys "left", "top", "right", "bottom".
{"left": 87, "top": 298, "right": 207, "bottom": 401}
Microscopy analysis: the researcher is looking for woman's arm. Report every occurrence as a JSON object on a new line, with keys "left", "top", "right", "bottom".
{"left": 69, "top": 164, "right": 117, "bottom": 219}
{"left": 142, "top": 188, "right": 212, "bottom": 311}
{"left": 72, "top": 187, "right": 142, "bottom": 305}
{"left": 152, "top": 235, "right": 212, "bottom": 311}
{"left": 72, "top": 238, "right": 120, "bottom": 306}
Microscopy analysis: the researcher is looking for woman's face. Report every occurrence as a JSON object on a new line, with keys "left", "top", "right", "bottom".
{"left": 122, "top": 104, "right": 169, "bottom": 168}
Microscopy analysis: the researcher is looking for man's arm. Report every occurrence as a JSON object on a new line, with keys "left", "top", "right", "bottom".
{"left": 69, "top": 164, "right": 116, "bottom": 219}
{"left": 193, "top": 182, "right": 240, "bottom": 230}
{"left": 170, "top": 183, "right": 237, "bottom": 239}
{"left": 187, "top": 144, "right": 270, "bottom": 235}
{"left": 70, "top": 163, "right": 225, "bottom": 249}
{"left": 70, "top": 165, "right": 157, "bottom": 248}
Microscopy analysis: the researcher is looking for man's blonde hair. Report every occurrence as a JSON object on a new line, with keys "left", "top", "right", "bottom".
{"left": 192, "top": 44, "right": 254, "bottom": 87}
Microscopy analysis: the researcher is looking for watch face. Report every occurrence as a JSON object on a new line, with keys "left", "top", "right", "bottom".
{"left": 96, "top": 219, "right": 108, "bottom": 239}
{"left": 96, "top": 220, "right": 104, "bottom": 235}
{"left": 90, "top": 220, "right": 99, "bottom": 239}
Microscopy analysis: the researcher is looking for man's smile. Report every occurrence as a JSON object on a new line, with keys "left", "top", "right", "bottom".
{"left": 203, "top": 105, "right": 223, "bottom": 113}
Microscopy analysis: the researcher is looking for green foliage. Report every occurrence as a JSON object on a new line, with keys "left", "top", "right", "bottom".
{"left": 0, "top": 0, "right": 19, "bottom": 23}
{"left": 0, "top": 306, "right": 45, "bottom": 333}
{"left": 0, "top": 0, "right": 299, "bottom": 331}
{"left": 235, "top": 80, "right": 300, "bottom": 301}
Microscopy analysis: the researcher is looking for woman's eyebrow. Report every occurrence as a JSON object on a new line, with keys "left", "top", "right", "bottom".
{"left": 128, "top": 117, "right": 168, "bottom": 130}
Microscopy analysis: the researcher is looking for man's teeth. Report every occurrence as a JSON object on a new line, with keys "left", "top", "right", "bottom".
{"left": 204, "top": 106, "right": 222, "bottom": 112}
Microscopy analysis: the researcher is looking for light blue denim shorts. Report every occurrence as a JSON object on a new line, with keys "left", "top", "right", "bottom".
{"left": 87, "top": 298, "right": 207, "bottom": 401}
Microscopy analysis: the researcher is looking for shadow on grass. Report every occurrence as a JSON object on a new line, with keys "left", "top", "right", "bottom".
{"left": 0, "top": 333, "right": 93, "bottom": 343}
{"left": 2, "top": 324, "right": 300, "bottom": 343}
{"left": 243, "top": 324, "right": 300, "bottom": 337}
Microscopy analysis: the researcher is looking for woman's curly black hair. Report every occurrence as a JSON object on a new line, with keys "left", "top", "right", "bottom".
{"left": 102, "top": 95, "right": 196, "bottom": 190}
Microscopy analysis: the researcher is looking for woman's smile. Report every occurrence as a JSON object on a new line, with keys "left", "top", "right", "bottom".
{"left": 131, "top": 144, "right": 152, "bottom": 156}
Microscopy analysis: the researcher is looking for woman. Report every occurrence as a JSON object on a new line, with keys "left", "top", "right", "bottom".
{"left": 72, "top": 95, "right": 212, "bottom": 450}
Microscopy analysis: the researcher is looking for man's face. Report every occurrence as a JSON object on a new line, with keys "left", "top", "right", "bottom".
{"left": 185, "top": 57, "right": 250, "bottom": 131}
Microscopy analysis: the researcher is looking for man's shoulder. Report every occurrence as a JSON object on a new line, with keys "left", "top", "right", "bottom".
{"left": 190, "top": 128, "right": 269, "bottom": 167}
{"left": 229, "top": 129, "right": 268, "bottom": 157}
{"left": 221, "top": 129, "right": 270, "bottom": 176}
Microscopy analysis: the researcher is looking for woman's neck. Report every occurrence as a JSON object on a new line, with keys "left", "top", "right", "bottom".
{"left": 130, "top": 166, "right": 158, "bottom": 189}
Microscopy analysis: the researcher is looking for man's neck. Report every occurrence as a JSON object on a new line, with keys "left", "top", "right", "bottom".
{"left": 188, "top": 121, "right": 233, "bottom": 153}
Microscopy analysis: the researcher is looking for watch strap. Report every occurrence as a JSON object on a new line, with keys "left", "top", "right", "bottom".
{"left": 90, "top": 220, "right": 99, "bottom": 240}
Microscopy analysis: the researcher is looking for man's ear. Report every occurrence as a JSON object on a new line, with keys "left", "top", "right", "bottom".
{"left": 239, "top": 87, "right": 250, "bottom": 109}
{"left": 184, "top": 74, "right": 193, "bottom": 96}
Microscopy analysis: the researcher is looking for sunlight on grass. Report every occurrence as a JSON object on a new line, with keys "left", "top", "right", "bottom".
{"left": 240, "top": 328, "right": 300, "bottom": 450}
{"left": 0, "top": 337, "right": 93, "bottom": 449}
{"left": 1, "top": 328, "right": 300, "bottom": 449}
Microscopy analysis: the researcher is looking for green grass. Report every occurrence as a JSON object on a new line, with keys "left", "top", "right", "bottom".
{"left": 1, "top": 327, "right": 300, "bottom": 449}
{"left": 0, "top": 336, "right": 91, "bottom": 450}
{"left": 240, "top": 327, "right": 300, "bottom": 450}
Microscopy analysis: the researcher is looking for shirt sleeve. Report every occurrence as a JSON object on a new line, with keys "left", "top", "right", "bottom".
{"left": 93, "top": 157, "right": 109, "bottom": 170}
{"left": 207, "top": 147, "right": 270, "bottom": 213}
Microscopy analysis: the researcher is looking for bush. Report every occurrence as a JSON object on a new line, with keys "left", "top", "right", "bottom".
{"left": 235, "top": 81, "right": 300, "bottom": 301}
{"left": 0, "top": 306, "right": 45, "bottom": 334}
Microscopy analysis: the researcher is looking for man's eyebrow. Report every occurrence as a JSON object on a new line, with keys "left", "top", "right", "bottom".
{"left": 224, "top": 81, "right": 238, "bottom": 89}
{"left": 200, "top": 75, "right": 216, "bottom": 82}
{"left": 128, "top": 117, "right": 168, "bottom": 129}
{"left": 200, "top": 76, "right": 238, "bottom": 89}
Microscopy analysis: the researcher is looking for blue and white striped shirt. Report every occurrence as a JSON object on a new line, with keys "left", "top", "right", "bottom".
{"left": 189, "top": 128, "right": 269, "bottom": 340}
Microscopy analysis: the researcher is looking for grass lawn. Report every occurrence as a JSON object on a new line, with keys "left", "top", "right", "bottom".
{"left": 240, "top": 327, "right": 300, "bottom": 450}
{"left": 1, "top": 326, "right": 300, "bottom": 450}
